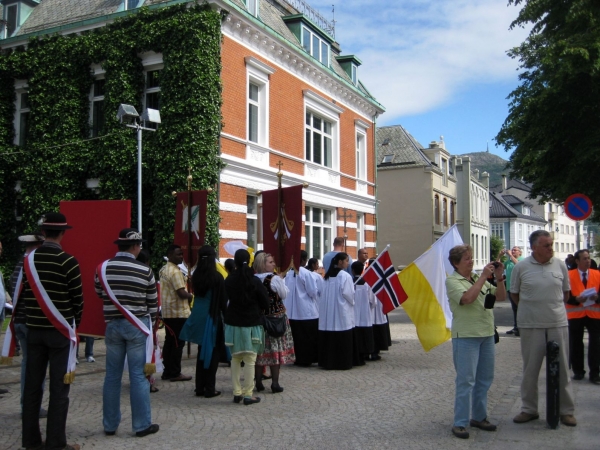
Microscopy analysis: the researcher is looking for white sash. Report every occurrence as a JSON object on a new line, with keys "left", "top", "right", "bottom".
{"left": 0, "top": 268, "right": 22, "bottom": 362}
{"left": 24, "top": 250, "right": 77, "bottom": 383}
{"left": 98, "top": 260, "right": 155, "bottom": 375}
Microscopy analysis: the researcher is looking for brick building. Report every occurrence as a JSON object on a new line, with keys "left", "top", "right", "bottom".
{"left": 0, "top": 0, "right": 384, "bottom": 263}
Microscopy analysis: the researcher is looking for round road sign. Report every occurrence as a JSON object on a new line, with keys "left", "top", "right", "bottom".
{"left": 564, "top": 193, "right": 593, "bottom": 221}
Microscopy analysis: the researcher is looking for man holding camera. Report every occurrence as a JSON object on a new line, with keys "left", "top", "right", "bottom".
{"left": 510, "top": 230, "right": 576, "bottom": 427}
{"left": 500, "top": 246, "right": 523, "bottom": 336}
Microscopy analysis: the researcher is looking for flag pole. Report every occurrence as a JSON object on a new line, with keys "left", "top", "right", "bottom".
{"left": 186, "top": 167, "right": 193, "bottom": 359}
{"left": 276, "top": 161, "right": 284, "bottom": 273}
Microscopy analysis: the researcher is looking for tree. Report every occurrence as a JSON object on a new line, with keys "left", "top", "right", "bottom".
{"left": 490, "top": 234, "right": 505, "bottom": 261}
{"left": 496, "top": 0, "right": 600, "bottom": 218}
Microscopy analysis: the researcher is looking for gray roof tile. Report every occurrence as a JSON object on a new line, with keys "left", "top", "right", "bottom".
{"left": 375, "top": 124, "right": 430, "bottom": 168}
{"left": 489, "top": 191, "right": 546, "bottom": 223}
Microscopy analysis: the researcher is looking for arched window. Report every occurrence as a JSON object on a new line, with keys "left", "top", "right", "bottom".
{"left": 443, "top": 198, "right": 448, "bottom": 226}
{"left": 450, "top": 201, "right": 455, "bottom": 225}
{"left": 434, "top": 195, "right": 440, "bottom": 224}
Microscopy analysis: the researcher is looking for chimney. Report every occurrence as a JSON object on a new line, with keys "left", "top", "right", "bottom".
{"left": 502, "top": 174, "right": 507, "bottom": 191}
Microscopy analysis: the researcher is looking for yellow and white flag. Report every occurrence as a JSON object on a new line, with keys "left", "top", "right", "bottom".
{"left": 398, "top": 225, "right": 463, "bottom": 351}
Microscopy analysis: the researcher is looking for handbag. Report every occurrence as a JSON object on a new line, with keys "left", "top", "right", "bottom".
{"left": 261, "top": 314, "right": 286, "bottom": 338}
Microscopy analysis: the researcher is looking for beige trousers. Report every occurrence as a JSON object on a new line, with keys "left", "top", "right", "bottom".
{"left": 231, "top": 352, "right": 257, "bottom": 398}
{"left": 519, "top": 327, "right": 575, "bottom": 415}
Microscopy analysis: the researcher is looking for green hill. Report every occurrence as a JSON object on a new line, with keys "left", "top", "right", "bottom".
{"left": 459, "top": 152, "right": 509, "bottom": 188}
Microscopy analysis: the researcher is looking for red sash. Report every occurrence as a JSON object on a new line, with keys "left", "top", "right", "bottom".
{"left": 97, "top": 260, "right": 155, "bottom": 375}
{"left": 23, "top": 250, "right": 78, "bottom": 383}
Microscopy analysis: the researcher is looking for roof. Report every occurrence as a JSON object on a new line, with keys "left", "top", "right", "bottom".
{"left": 490, "top": 177, "right": 532, "bottom": 194}
{"left": 375, "top": 125, "right": 432, "bottom": 169}
{"left": 3, "top": 0, "right": 382, "bottom": 108}
{"left": 489, "top": 191, "right": 546, "bottom": 223}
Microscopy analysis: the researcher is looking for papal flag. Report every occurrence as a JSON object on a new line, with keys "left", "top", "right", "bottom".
{"left": 398, "top": 224, "right": 463, "bottom": 352}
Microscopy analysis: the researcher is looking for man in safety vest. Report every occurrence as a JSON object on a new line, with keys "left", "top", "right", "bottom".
{"left": 567, "top": 249, "right": 600, "bottom": 384}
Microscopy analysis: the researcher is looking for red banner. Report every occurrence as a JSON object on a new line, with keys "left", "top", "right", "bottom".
{"left": 262, "top": 185, "right": 303, "bottom": 273}
{"left": 60, "top": 200, "right": 131, "bottom": 337}
{"left": 173, "top": 190, "right": 208, "bottom": 269}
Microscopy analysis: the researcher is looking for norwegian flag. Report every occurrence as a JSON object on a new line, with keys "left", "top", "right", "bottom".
{"left": 361, "top": 247, "right": 407, "bottom": 314}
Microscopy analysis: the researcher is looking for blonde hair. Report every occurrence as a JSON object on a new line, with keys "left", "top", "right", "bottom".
{"left": 253, "top": 252, "right": 271, "bottom": 274}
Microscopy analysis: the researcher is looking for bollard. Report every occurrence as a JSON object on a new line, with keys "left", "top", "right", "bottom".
{"left": 546, "top": 340, "right": 560, "bottom": 429}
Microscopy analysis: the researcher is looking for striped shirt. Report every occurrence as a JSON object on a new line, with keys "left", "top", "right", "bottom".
{"left": 22, "top": 242, "right": 84, "bottom": 329}
{"left": 95, "top": 252, "right": 158, "bottom": 322}
{"left": 10, "top": 255, "right": 27, "bottom": 324}
{"left": 159, "top": 262, "right": 190, "bottom": 318}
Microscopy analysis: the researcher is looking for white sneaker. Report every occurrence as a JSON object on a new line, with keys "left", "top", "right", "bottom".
{"left": 86, "top": 356, "right": 96, "bottom": 363}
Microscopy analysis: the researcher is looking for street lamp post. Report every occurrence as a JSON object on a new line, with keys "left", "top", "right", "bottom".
{"left": 117, "top": 104, "right": 161, "bottom": 234}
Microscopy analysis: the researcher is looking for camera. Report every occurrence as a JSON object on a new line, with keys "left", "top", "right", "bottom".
{"left": 492, "top": 261, "right": 500, "bottom": 268}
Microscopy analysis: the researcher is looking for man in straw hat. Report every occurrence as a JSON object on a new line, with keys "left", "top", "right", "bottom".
{"left": 21, "top": 212, "right": 83, "bottom": 450}
{"left": 1, "top": 232, "right": 46, "bottom": 417}
{"left": 95, "top": 228, "right": 159, "bottom": 438}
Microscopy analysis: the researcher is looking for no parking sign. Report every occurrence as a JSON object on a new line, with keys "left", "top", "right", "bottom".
{"left": 564, "top": 193, "right": 593, "bottom": 221}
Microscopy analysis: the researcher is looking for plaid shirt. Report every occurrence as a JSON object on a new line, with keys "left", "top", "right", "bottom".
{"left": 159, "top": 262, "right": 190, "bottom": 318}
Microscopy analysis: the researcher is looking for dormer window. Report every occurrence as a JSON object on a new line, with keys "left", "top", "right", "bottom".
{"left": 126, "top": 0, "right": 140, "bottom": 9}
{"left": 336, "top": 55, "right": 362, "bottom": 86}
{"left": 4, "top": 4, "right": 17, "bottom": 37}
{"left": 246, "top": 0, "right": 259, "bottom": 17}
{"left": 302, "top": 26, "right": 329, "bottom": 66}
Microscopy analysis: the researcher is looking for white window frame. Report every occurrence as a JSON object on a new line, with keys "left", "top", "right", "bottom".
{"left": 491, "top": 223, "right": 504, "bottom": 240}
{"left": 304, "top": 90, "right": 341, "bottom": 171}
{"left": 355, "top": 128, "right": 367, "bottom": 181}
{"left": 441, "top": 158, "right": 448, "bottom": 186}
{"left": 245, "top": 57, "right": 274, "bottom": 147}
{"left": 14, "top": 81, "right": 29, "bottom": 147}
{"left": 246, "top": 0, "right": 259, "bottom": 16}
{"left": 301, "top": 25, "right": 330, "bottom": 66}
{"left": 141, "top": 55, "right": 163, "bottom": 129}
{"left": 351, "top": 63, "right": 358, "bottom": 85}
{"left": 89, "top": 75, "right": 105, "bottom": 138}
{"left": 304, "top": 205, "right": 333, "bottom": 261}
{"left": 247, "top": 194, "right": 259, "bottom": 249}
{"left": 356, "top": 213, "right": 364, "bottom": 252}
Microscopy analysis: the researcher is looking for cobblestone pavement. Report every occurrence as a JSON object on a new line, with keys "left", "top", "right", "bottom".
{"left": 1, "top": 302, "right": 598, "bottom": 449}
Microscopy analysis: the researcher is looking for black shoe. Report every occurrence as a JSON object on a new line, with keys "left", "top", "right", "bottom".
{"left": 590, "top": 376, "right": 600, "bottom": 385}
{"left": 256, "top": 382, "right": 265, "bottom": 392}
{"left": 573, "top": 372, "right": 585, "bottom": 381}
{"left": 271, "top": 384, "right": 284, "bottom": 393}
{"left": 233, "top": 395, "right": 243, "bottom": 403}
{"left": 514, "top": 328, "right": 520, "bottom": 337}
{"left": 0, "top": 388, "right": 8, "bottom": 395}
{"left": 506, "top": 329, "right": 515, "bottom": 335}
{"left": 205, "top": 390, "right": 221, "bottom": 398}
{"left": 136, "top": 424, "right": 159, "bottom": 437}
{"left": 243, "top": 396, "right": 261, "bottom": 405}
{"left": 452, "top": 426, "right": 469, "bottom": 439}
{"left": 105, "top": 430, "right": 116, "bottom": 436}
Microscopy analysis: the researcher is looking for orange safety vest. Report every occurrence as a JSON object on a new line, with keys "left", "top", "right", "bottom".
{"left": 567, "top": 269, "right": 600, "bottom": 320}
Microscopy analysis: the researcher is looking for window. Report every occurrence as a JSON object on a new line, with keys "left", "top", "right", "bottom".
{"left": 247, "top": 195, "right": 258, "bottom": 249}
{"left": 90, "top": 79, "right": 105, "bottom": 137}
{"left": 15, "top": 91, "right": 30, "bottom": 147}
{"left": 443, "top": 198, "right": 448, "bottom": 226}
{"left": 248, "top": 82, "right": 259, "bottom": 143}
{"left": 441, "top": 158, "right": 448, "bottom": 186}
{"left": 356, "top": 131, "right": 366, "bottom": 180}
{"left": 356, "top": 213, "right": 364, "bottom": 252}
{"left": 571, "top": 226, "right": 574, "bottom": 234}
{"left": 351, "top": 64, "right": 357, "bottom": 85}
{"left": 382, "top": 154, "right": 393, "bottom": 164}
{"left": 548, "top": 203, "right": 553, "bottom": 212}
{"left": 306, "top": 112, "right": 333, "bottom": 167}
{"left": 305, "top": 206, "right": 332, "bottom": 260}
{"left": 450, "top": 201, "right": 455, "bottom": 225}
{"left": 434, "top": 195, "right": 440, "bottom": 224}
{"left": 561, "top": 243, "right": 564, "bottom": 252}
{"left": 245, "top": 57, "right": 273, "bottom": 147}
{"left": 560, "top": 224, "right": 564, "bottom": 233}
{"left": 302, "top": 26, "right": 329, "bottom": 66}
{"left": 491, "top": 223, "right": 504, "bottom": 240}
{"left": 144, "top": 69, "right": 160, "bottom": 129}
{"left": 449, "top": 159, "right": 454, "bottom": 175}
{"left": 5, "top": 4, "right": 18, "bottom": 38}
{"left": 518, "top": 223, "right": 523, "bottom": 241}
{"left": 246, "top": 0, "right": 259, "bottom": 16}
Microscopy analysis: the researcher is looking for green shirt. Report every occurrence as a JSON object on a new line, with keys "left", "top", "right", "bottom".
{"left": 446, "top": 271, "right": 496, "bottom": 338}
{"left": 504, "top": 255, "right": 523, "bottom": 289}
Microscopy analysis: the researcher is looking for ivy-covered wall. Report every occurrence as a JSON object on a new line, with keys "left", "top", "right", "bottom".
{"left": 0, "top": 3, "right": 224, "bottom": 274}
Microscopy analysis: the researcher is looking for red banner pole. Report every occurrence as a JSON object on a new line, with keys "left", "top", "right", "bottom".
{"left": 276, "top": 163, "right": 284, "bottom": 272}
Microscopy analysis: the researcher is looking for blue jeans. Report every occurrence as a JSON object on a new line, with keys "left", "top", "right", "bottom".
{"left": 103, "top": 318, "right": 152, "bottom": 433}
{"left": 452, "top": 336, "right": 495, "bottom": 427}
